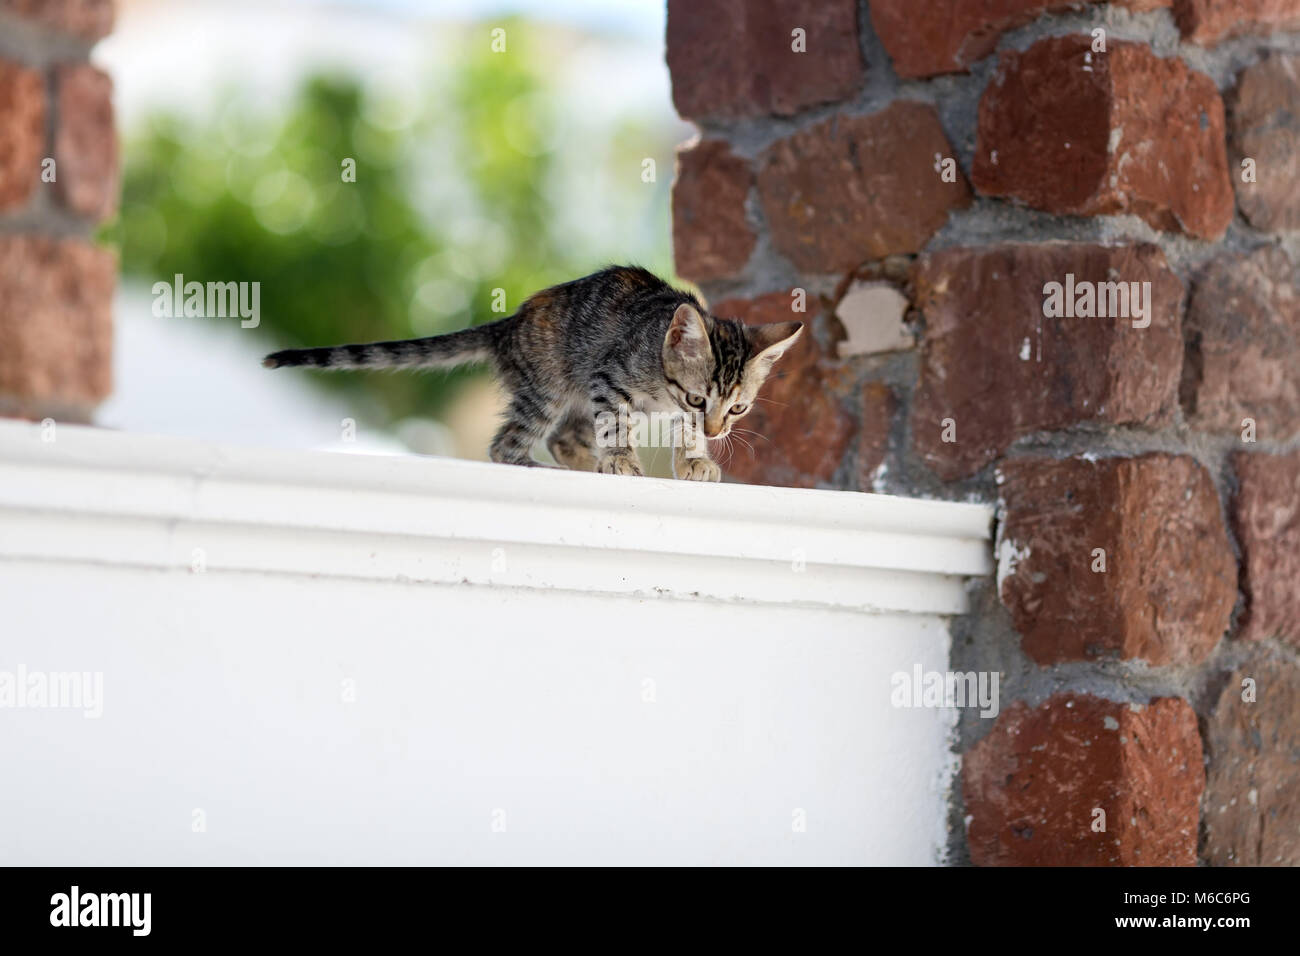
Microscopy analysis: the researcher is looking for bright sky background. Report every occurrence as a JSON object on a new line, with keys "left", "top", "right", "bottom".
{"left": 100, "top": 0, "right": 672, "bottom": 127}
{"left": 329, "top": 0, "right": 664, "bottom": 35}
{"left": 95, "top": 0, "right": 685, "bottom": 456}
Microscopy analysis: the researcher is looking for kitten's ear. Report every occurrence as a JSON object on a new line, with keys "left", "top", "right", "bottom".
{"left": 664, "top": 303, "right": 709, "bottom": 362}
{"left": 748, "top": 321, "right": 803, "bottom": 367}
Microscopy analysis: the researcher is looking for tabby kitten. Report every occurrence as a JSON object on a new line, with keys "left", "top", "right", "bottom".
{"left": 263, "top": 265, "right": 802, "bottom": 480}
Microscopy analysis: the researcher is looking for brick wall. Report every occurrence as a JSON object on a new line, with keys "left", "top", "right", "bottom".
{"left": 0, "top": 0, "right": 118, "bottom": 422}
{"left": 667, "top": 0, "right": 1300, "bottom": 866}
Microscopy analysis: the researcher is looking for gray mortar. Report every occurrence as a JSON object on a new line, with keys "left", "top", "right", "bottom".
{"left": 680, "top": 1, "right": 1300, "bottom": 865}
{"left": 0, "top": 10, "right": 99, "bottom": 241}
{"left": 0, "top": 10, "right": 96, "bottom": 68}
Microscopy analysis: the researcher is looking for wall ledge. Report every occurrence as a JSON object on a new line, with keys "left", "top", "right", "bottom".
{"left": 0, "top": 421, "right": 993, "bottom": 616}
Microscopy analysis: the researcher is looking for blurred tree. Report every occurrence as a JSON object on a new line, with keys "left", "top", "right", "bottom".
{"left": 109, "top": 18, "right": 676, "bottom": 429}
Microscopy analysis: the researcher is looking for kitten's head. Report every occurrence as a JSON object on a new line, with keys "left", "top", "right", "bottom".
{"left": 662, "top": 302, "right": 802, "bottom": 439}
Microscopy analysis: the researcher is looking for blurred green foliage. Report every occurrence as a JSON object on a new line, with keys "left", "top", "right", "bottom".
{"left": 109, "top": 18, "right": 676, "bottom": 427}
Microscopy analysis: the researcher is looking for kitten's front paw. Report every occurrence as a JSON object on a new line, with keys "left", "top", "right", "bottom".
{"left": 676, "top": 457, "right": 721, "bottom": 482}
{"left": 597, "top": 451, "right": 644, "bottom": 477}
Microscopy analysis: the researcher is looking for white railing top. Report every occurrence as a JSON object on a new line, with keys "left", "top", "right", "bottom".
{"left": 0, "top": 420, "right": 993, "bottom": 616}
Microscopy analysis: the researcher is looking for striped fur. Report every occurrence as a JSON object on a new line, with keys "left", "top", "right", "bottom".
{"left": 262, "top": 325, "right": 493, "bottom": 371}
{"left": 263, "top": 266, "right": 802, "bottom": 478}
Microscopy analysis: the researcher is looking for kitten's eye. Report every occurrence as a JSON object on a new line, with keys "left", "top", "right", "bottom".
{"left": 729, "top": 403, "right": 748, "bottom": 415}
{"left": 687, "top": 394, "right": 706, "bottom": 409}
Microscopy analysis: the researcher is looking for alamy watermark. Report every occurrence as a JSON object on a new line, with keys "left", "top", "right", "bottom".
{"left": 1042, "top": 273, "right": 1151, "bottom": 329}
{"left": 0, "top": 665, "right": 103, "bottom": 718}
{"left": 50, "top": 886, "right": 150, "bottom": 936}
{"left": 152, "top": 273, "right": 260, "bottom": 328}
{"left": 891, "top": 664, "right": 999, "bottom": 718}
{"left": 594, "top": 406, "right": 706, "bottom": 456}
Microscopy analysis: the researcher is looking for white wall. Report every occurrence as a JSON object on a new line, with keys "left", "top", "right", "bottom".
{"left": 2, "top": 565, "right": 957, "bottom": 865}
{"left": 0, "top": 422, "right": 992, "bottom": 865}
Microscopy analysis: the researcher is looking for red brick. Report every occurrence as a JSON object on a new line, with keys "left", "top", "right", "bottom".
{"left": 0, "top": 59, "right": 45, "bottom": 213}
{"left": 1176, "top": 0, "right": 1300, "bottom": 45}
{"left": 0, "top": 236, "right": 115, "bottom": 414}
{"left": 1229, "top": 53, "right": 1300, "bottom": 233}
{"left": 997, "top": 454, "right": 1236, "bottom": 667}
{"left": 0, "top": 0, "right": 114, "bottom": 42}
{"left": 53, "top": 63, "right": 118, "bottom": 222}
{"left": 756, "top": 102, "right": 970, "bottom": 274}
{"left": 870, "top": 1, "right": 1177, "bottom": 78}
{"left": 856, "top": 383, "right": 894, "bottom": 492}
{"left": 871, "top": 1, "right": 1058, "bottom": 79}
{"left": 964, "top": 694, "right": 1204, "bottom": 866}
{"left": 712, "top": 290, "right": 855, "bottom": 489}
{"left": 671, "top": 140, "right": 755, "bottom": 283}
{"left": 1182, "top": 247, "right": 1300, "bottom": 438}
{"left": 666, "top": 0, "right": 864, "bottom": 119}
{"left": 1233, "top": 450, "right": 1300, "bottom": 647}
{"left": 973, "top": 36, "right": 1233, "bottom": 240}
{"left": 1202, "top": 657, "right": 1300, "bottom": 866}
{"left": 911, "top": 243, "right": 1184, "bottom": 480}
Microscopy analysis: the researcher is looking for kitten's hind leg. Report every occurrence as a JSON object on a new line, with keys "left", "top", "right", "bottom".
{"left": 489, "top": 390, "right": 563, "bottom": 468}
{"left": 546, "top": 408, "right": 598, "bottom": 472}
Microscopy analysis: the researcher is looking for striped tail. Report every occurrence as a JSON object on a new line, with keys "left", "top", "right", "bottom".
{"left": 262, "top": 324, "right": 495, "bottom": 371}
